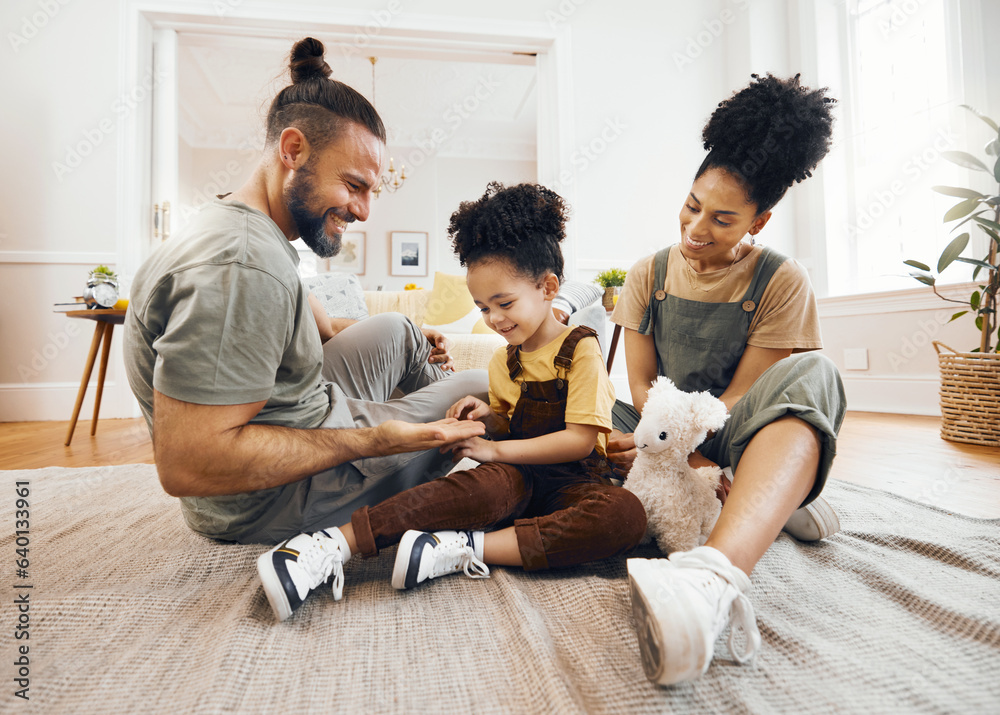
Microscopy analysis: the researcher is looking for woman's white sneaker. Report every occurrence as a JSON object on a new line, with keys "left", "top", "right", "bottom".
{"left": 257, "top": 527, "right": 351, "bottom": 622}
{"left": 627, "top": 546, "right": 760, "bottom": 685}
{"left": 392, "top": 530, "right": 489, "bottom": 590}
{"left": 783, "top": 496, "right": 840, "bottom": 542}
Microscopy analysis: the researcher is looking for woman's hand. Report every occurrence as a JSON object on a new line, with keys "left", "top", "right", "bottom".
{"left": 445, "top": 435, "right": 499, "bottom": 463}
{"left": 420, "top": 327, "right": 455, "bottom": 371}
{"left": 687, "top": 449, "right": 730, "bottom": 505}
{"left": 607, "top": 429, "right": 637, "bottom": 479}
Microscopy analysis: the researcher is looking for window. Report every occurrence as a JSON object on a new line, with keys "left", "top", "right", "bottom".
{"left": 826, "top": 0, "right": 979, "bottom": 296}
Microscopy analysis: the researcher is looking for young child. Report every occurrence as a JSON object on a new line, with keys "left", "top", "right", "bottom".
{"left": 257, "top": 182, "right": 648, "bottom": 621}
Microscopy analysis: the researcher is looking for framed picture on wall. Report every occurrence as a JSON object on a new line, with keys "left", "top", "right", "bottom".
{"left": 389, "top": 231, "right": 428, "bottom": 277}
{"left": 324, "top": 231, "right": 366, "bottom": 275}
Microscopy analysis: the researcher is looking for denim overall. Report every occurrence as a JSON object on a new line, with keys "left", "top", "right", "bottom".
{"left": 352, "top": 325, "right": 648, "bottom": 570}
{"left": 506, "top": 326, "right": 609, "bottom": 470}
{"left": 642, "top": 245, "right": 786, "bottom": 398}
{"left": 611, "top": 245, "right": 846, "bottom": 507}
{"left": 613, "top": 245, "right": 785, "bottom": 432}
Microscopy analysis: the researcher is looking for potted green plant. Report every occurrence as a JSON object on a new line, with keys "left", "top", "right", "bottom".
{"left": 903, "top": 104, "right": 999, "bottom": 446}
{"left": 594, "top": 268, "right": 628, "bottom": 310}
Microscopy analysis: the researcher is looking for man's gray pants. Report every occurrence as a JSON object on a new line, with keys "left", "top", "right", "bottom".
{"left": 215, "top": 313, "right": 488, "bottom": 544}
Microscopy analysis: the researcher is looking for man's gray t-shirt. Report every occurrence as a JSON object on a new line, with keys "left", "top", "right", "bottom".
{"left": 124, "top": 198, "right": 331, "bottom": 536}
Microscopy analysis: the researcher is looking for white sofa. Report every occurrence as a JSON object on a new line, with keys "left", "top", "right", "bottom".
{"left": 362, "top": 287, "right": 505, "bottom": 372}
{"left": 306, "top": 272, "right": 606, "bottom": 373}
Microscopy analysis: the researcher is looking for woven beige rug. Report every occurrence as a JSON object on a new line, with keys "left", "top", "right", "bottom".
{"left": 1, "top": 464, "right": 997, "bottom": 714}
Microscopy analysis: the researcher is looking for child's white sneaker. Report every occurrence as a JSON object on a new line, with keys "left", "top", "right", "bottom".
{"left": 257, "top": 527, "right": 351, "bottom": 622}
{"left": 627, "top": 546, "right": 760, "bottom": 685}
{"left": 392, "top": 530, "right": 489, "bottom": 590}
{"left": 783, "top": 496, "right": 840, "bottom": 542}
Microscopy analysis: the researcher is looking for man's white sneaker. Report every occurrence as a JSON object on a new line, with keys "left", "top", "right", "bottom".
{"left": 391, "top": 530, "right": 490, "bottom": 590}
{"left": 783, "top": 496, "right": 840, "bottom": 542}
{"left": 257, "top": 527, "right": 351, "bottom": 622}
{"left": 627, "top": 546, "right": 761, "bottom": 685}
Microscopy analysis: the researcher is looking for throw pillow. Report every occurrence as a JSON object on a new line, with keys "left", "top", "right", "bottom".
{"left": 422, "top": 272, "right": 480, "bottom": 333}
{"left": 302, "top": 273, "right": 369, "bottom": 320}
{"left": 551, "top": 280, "right": 603, "bottom": 315}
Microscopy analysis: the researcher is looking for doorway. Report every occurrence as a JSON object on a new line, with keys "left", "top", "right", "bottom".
{"left": 119, "top": 3, "right": 575, "bottom": 287}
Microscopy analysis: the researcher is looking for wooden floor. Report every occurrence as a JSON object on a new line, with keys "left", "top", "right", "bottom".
{"left": 1, "top": 412, "right": 997, "bottom": 518}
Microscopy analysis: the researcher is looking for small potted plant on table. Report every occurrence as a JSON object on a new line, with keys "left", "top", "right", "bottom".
{"left": 594, "top": 268, "right": 628, "bottom": 311}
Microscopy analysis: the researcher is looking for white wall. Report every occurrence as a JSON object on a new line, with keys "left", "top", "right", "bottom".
{"left": 1, "top": 0, "right": 127, "bottom": 421}
{"left": 1, "top": 0, "right": 992, "bottom": 422}
{"left": 0, "top": 0, "right": 730, "bottom": 421}
{"left": 178, "top": 144, "right": 535, "bottom": 291}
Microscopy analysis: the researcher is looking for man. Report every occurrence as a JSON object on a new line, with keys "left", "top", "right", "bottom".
{"left": 124, "top": 38, "right": 487, "bottom": 548}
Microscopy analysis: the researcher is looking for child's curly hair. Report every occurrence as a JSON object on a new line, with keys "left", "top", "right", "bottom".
{"left": 698, "top": 73, "right": 837, "bottom": 214}
{"left": 448, "top": 182, "right": 568, "bottom": 281}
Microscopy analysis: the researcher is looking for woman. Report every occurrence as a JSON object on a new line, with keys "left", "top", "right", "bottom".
{"left": 610, "top": 74, "right": 846, "bottom": 686}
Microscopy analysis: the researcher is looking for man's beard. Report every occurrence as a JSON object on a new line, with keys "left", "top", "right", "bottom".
{"left": 285, "top": 163, "right": 347, "bottom": 259}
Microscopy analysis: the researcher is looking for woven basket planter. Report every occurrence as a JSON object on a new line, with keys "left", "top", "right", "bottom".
{"left": 934, "top": 341, "right": 1000, "bottom": 447}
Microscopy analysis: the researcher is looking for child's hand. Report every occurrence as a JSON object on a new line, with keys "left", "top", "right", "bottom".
{"left": 445, "top": 435, "right": 499, "bottom": 463}
{"left": 447, "top": 396, "right": 491, "bottom": 422}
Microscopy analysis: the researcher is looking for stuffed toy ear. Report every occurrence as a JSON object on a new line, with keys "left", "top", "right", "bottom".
{"left": 690, "top": 390, "right": 729, "bottom": 433}
{"left": 645, "top": 376, "right": 677, "bottom": 403}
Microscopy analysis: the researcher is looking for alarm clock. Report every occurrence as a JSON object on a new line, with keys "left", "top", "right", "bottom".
{"left": 84, "top": 278, "right": 119, "bottom": 309}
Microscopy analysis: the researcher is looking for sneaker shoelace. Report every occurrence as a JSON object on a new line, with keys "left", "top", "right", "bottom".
{"left": 298, "top": 533, "right": 346, "bottom": 601}
{"left": 668, "top": 551, "right": 761, "bottom": 666}
{"left": 434, "top": 535, "right": 490, "bottom": 580}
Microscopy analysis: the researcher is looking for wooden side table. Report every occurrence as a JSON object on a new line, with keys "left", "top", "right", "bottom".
{"left": 61, "top": 308, "right": 127, "bottom": 446}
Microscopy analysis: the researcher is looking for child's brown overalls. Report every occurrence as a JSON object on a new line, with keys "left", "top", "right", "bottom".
{"left": 351, "top": 326, "right": 647, "bottom": 570}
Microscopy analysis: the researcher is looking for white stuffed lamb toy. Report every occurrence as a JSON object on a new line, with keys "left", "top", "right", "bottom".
{"left": 625, "top": 376, "right": 730, "bottom": 554}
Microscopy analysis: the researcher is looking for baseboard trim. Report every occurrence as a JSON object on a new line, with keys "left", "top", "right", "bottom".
{"left": 0, "top": 381, "right": 134, "bottom": 423}
{"left": 840, "top": 373, "right": 941, "bottom": 416}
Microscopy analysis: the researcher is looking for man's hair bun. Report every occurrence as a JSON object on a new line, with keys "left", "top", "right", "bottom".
{"left": 698, "top": 73, "right": 836, "bottom": 214}
{"left": 265, "top": 37, "right": 385, "bottom": 150}
{"left": 289, "top": 37, "right": 333, "bottom": 84}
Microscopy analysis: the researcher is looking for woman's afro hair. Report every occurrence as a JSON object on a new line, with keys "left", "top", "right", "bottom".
{"left": 698, "top": 73, "right": 837, "bottom": 213}
{"left": 448, "top": 182, "right": 568, "bottom": 281}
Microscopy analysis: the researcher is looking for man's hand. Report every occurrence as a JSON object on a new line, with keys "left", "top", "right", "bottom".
{"left": 374, "top": 418, "right": 485, "bottom": 455}
{"left": 607, "top": 429, "right": 637, "bottom": 479}
{"left": 420, "top": 327, "right": 454, "bottom": 371}
{"left": 152, "top": 391, "right": 484, "bottom": 498}
{"left": 444, "top": 435, "right": 499, "bottom": 464}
